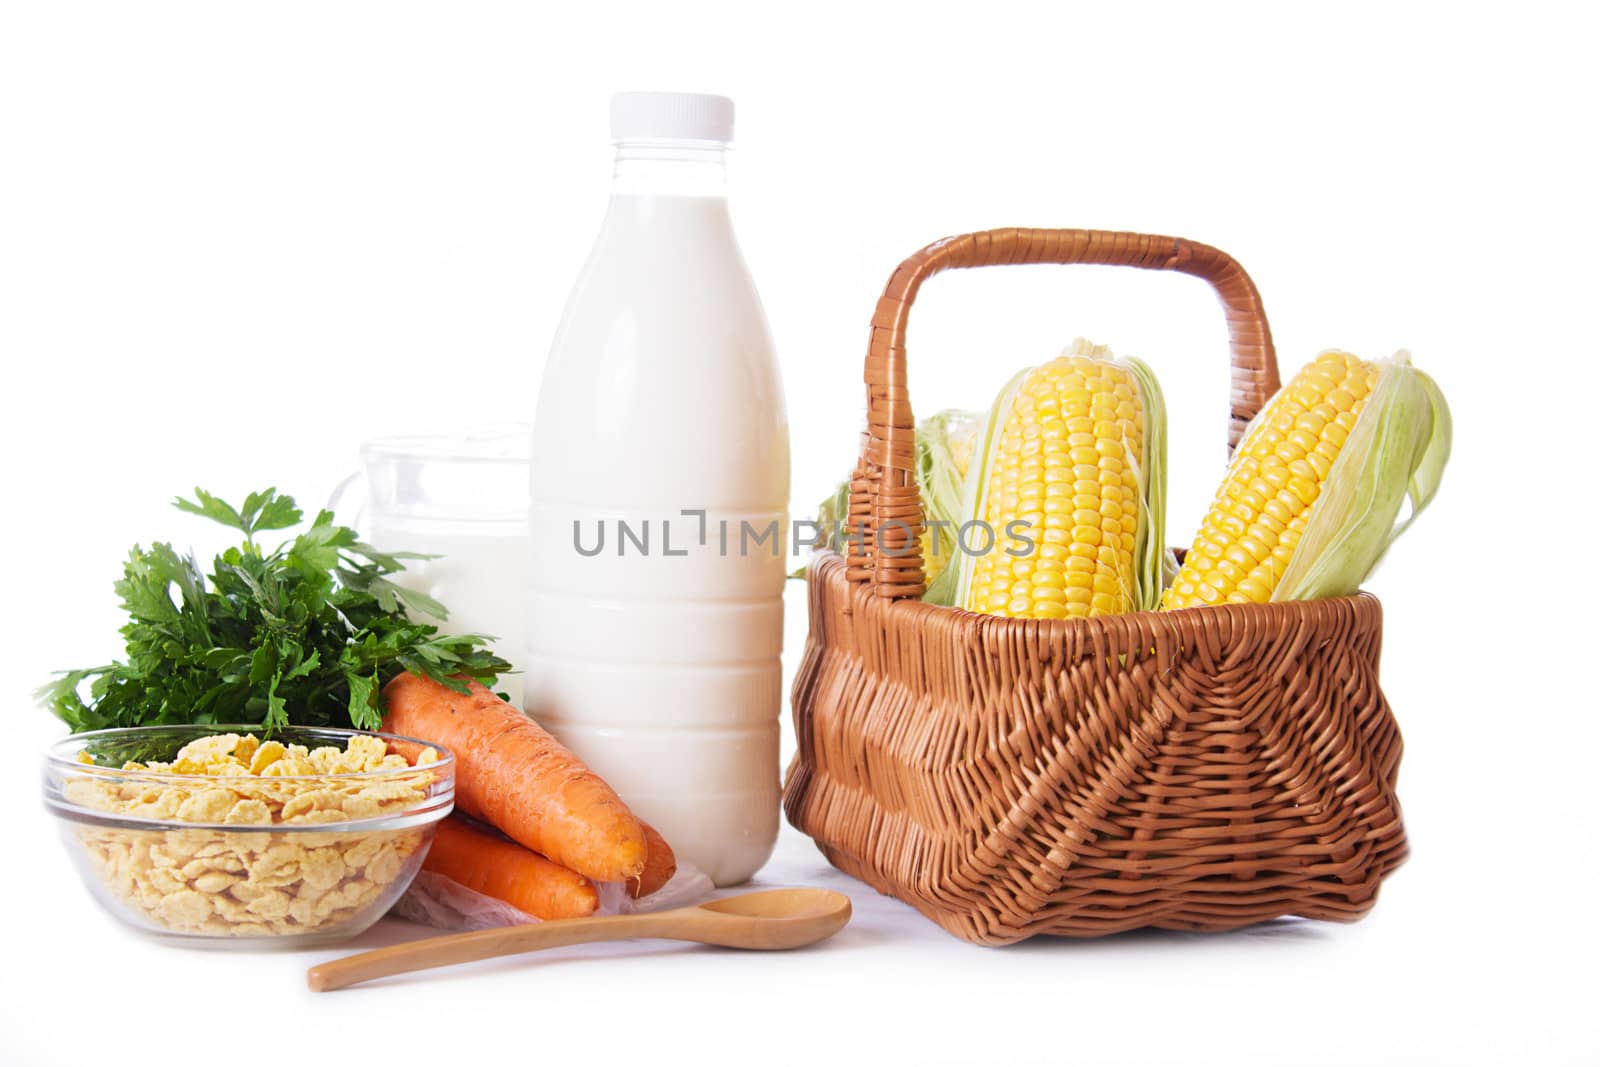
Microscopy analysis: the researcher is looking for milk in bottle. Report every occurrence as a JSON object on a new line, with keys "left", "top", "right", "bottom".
{"left": 525, "top": 93, "right": 789, "bottom": 886}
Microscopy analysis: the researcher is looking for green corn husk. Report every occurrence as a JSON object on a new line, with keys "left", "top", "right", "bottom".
{"left": 915, "top": 408, "right": 981, "bottom": 582}
{"left": 1124, "top": 355, "right": 1169, "bottom": 613}
{"left": 1273, "top": 350, "right": 1451, "bottom": 601}
{"left": 813, "top": 479, "right": 850, "bottom": 555}
{"left": 802, "top": 409, "right": 979, "bottom": 580}
{"left": 923, "top": 365, "right": 1027, "bottom": 608}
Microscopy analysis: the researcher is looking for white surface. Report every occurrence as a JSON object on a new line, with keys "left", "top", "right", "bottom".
{"left": 1, "top": 2, "right": 1596, "bottom": 1065}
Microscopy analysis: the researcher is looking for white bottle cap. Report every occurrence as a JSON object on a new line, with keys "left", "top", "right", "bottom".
{"left": 610, "top": 92, "right": 735, "bottom": 145}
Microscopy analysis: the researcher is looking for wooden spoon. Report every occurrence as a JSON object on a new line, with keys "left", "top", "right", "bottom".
{"left": 306, "top": 887, "right": 852, "bottom": 992}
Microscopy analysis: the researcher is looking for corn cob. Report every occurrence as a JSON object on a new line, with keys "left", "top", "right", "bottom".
{"left": 938, "top": 339, "right": 1166, "bottom": 620}
{"left": 1164, "top": 349, "right": 1450, "bottom": 608}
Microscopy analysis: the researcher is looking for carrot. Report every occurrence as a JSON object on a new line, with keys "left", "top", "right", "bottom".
{"left": 424, "top": 816, "right": 598, "bottom": 921}
{"left": 382, "top": 673, "right": 648, "bottom": 883}
{"left": 629, "top": 820, "right": 677, "bottom": 899}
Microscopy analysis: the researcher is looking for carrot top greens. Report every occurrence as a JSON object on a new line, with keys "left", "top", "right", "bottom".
{"left": 38, "top": 488, "right": 510, "bottom": 733}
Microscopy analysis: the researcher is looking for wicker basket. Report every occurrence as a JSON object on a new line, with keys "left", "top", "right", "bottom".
{"left": 782, "top": 228, "right": 1408, "bottom": 945}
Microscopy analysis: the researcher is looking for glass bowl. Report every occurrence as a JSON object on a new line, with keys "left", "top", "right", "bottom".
{"left": 43, "top": 724, "right": 454, "bottom": 947}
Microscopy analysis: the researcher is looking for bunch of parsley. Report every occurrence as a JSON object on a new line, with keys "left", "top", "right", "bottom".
{"left": 39, "top": 488, "right": 510, "bottom": 733}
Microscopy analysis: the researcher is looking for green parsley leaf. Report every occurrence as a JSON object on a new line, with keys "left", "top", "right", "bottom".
{"left": 41, "top": 488, "right": 510, "bottom": 734}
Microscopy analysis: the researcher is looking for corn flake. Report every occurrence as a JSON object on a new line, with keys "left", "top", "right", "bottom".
{"left": 346, "top": 735, "right": 388, "bottom": 769}
{"left": 280, "top": 789, "right": 341, "bottom": 821}
{"left": 245, "top": 887, "right": 292, "bottom": 921}
{"left": 192, "top": 871, "right": 239, "bottom": 894}
{"left": 300, "top": 849, "right": 347, "bottom": 891}
{"left": 261, "top": 756, "right": 317, "bottom": 777}
{"left": 224, "top": 798, "right": 272, "bottom": 825}
{"left": 248, "top": 741, "right": 286, "bottom": 775}
{"left": 177, "top": 788, "right": 238, "bottom": 824}
{"left": 158, "top": 890, "right": 213, "bottom": 928}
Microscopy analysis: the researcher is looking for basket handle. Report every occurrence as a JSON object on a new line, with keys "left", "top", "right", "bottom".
{"left": 848, "top": 227, "right": 1280, "bottom": 599}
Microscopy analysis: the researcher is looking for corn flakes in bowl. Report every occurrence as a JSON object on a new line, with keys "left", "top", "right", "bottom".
{"left": 43, "top": 725, "right": 454, "bottom": 947}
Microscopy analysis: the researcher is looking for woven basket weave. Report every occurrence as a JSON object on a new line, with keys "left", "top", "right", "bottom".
{"left": 782, "top": 228, "right": 1407, "bottom": 944}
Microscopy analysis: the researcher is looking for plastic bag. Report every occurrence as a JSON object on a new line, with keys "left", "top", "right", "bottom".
{"left": 392, "top": 861, "right": 716, "bottom": 931}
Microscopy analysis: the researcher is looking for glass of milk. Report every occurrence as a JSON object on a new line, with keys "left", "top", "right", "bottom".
{"left": 331, "top": 427, "right": 531, "bottom": 707}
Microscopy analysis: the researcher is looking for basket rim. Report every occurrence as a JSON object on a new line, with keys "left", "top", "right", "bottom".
{"left": 807, "top": 548, "right": 1380, "bottom": 627}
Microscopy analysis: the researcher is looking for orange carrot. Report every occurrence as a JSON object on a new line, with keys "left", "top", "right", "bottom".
{"left": 424, "top": 816, "right": 598, "bottom": 921}
{"left": 382, "top": 673, "right": 648, "bottom": 883}
{"left": 629, "top": 820, "right": 677, "bottom": 899}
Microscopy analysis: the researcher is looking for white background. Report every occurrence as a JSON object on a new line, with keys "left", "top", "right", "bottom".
{"left": 2, "top": 2, "right": 1595, "bottom": 1064}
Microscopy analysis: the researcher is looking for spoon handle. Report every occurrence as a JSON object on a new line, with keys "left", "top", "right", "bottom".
{"left": 307, "top": 909, "right": 683, "bottom": 992}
